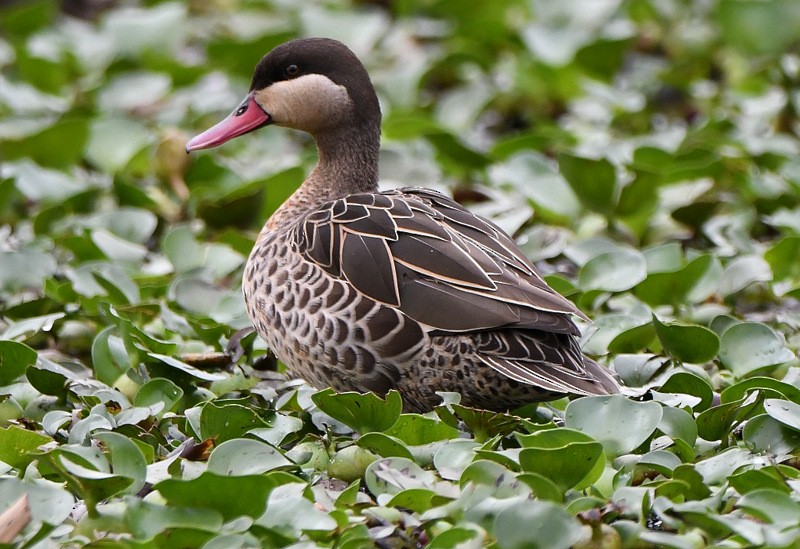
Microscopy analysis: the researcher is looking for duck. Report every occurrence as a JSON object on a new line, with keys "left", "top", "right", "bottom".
{"left": 186, "top": 37, "right": 620, "bottom": 412}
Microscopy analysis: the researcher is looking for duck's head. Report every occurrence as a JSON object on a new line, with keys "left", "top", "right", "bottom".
{"left": 186, "top": 38, "right": 381, "bottom": 152}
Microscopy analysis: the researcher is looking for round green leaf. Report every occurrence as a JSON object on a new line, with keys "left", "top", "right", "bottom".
{"left": 311, "top": 389, "right": 402, "bottom": 434}
{"left": 493, "top": 498, "right": 583, "bottom": 549}
{"left": 519, "top": 441, "right": 604, "bottom": 492}
{"left": 719, "top": 322, "right": 795, "bottom": 377}
{"left": 133, "top": 378, "right": 183, "bottom": 417}
{"left": 94, "top": 431, "right": 147, "bottom": 495}
{"left": 207, "top": 438, "right": 292, "bottom": 476}
{"left": 578, "top": 249, "right": 647, "bottom": 292}
{"left": 763, "top": 399, "right": 800, "bottom": 432}
{"left": 565, "top": 396, "right": 663, "bottom": 457}
{"left": 653, "top": 315, "right": 720, "bottom": 364}
{"left": 0, "top": 340, "right": 37, "bottom": 385}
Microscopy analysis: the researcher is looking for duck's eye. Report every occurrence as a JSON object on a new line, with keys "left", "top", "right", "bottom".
{"left": 286, "top": 64, "right": 299, "bottom": 76}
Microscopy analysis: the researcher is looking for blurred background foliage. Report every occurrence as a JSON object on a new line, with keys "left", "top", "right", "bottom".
{"left": 2, "top": 0, "right": 800, "bottom": 547}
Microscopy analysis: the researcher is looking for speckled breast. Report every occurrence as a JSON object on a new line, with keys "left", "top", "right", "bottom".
{"left": 241, "top": 225, "right": 427, "bottom": 396}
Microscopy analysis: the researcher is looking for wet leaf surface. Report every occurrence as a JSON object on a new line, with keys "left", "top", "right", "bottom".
{"left": 3, "top": 0, "right": 800, "bottom": 546}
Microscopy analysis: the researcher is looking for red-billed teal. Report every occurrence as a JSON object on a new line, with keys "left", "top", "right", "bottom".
{"left": 186, "top": 38, "right": 620, "bottom": 412}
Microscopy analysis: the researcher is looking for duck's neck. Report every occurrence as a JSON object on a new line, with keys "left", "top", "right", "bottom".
{"left": 266, "top": 122, "right": 380, "bottom": 231}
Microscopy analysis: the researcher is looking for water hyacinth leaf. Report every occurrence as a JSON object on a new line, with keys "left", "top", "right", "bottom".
{"left": 148, "top": 353, "right": 227, "bottom": 381}
{"left": 311, "top": 389, "right": 402, "bottom": 434}
{"left": 386, "top": 488, "right": 444, "bottom": 513}
{"left": 248, "top": 414, "right": 304, "bottom": 446}
{"left": 558, "top": 153, "right": 617, "bottom": 216}
{"left": 490, "top": 152, "right": 580, "bottom": 219}
{"left": 658, "top": 372, "right": 715, "bottom": 411}
{"left": 519, "top": 441, "right": 604, "bottom": 492}
{"left": 737, "top": 489, "right": 800, "bottom": 526}
{"left": 493, "top": 498, "right": 583, "bottom": 549}
{"left": 3, "top": 120, "right": 89, "bottom": 171}
{"left": 721, "top": 377, "right": 800, "bottom": 404}
{"left": 155, "top": 472, "right": 276, "bottom": 521}
{"left": 719, "top": 322, "right": 794, "bottom": 377}
{"left": 607, "top": 321, "right": 656, "bottom": 354}
{"left": 565, "top": 396, "right": 662, "bottom": 457}
{"left": 763, "top": 399, "right": 800, "bottom": 432}
{"left": 383, "top": 413, "right": 459, "bottom": 445}
{"left": 200, "top": 402, "right": 269, "bottom": 444}
{"left": 133, "top": 378, "right": 184, "bottom": 416}
{"left": 459, "top": 460, "right": 529, "bottom": 498}
{"left": 85, "top": 117, "right": 153, "bottom": 174}
{"left": 357, "top": 432, "right": 414, "bottom": 460}
{"left": 0, "top": 477, "right": 75, "bottom": 527}
{"left": 633, "top": 254, "right": 717, "bottom": 307}
{"left": 364, "top": 457, "right": 436, "bottom": 496}
{"left": 207, "top": 438, "right": 292, "bottom": 476}
{"left": 729, "top": 468, "right": 792, "bottom": 495}
{"left": 0, "top": 250, "right": 57, "bottom": 293}
{"left": 2, "top": 313, "right": 65, "bottom": 341}
{"left": 49, "top": 452, "right": 134, "bottom": 506}
{"left": 125, "top": 497, "right": 224, "bottom": 540}
{"left": 433, "top": 440, "right": 480, "bottom": 480}
{"left": 578, "top": 249, "right": 647, "bottom": 292}
{"left": 652, "top": 316, "right": 720, "bottom": 364}
{"left": 0, "top": 425, "right": 52, "bottom": 470}
{"left": 0, "top": 340, "right": 37, "bottom": 385}
{"left": 719, "top": 255, "right": 772, "bottom": 296}
{"left": 765, "top": 235, "right": 800, "bottom": 282}
{"left": 696, "top": 394, "right": 762, "bottom": 442}
{"left": 327, "top": 445, "right": 379, "bottom": 482}
{"left": 256, "top": 482, "right": 338, "bottom": 535}
{"left": 742, "top": 414, "right": 800, "bottom": 455}
{"left": 717, "top": 0, "right": 800, "bottom": 55}
{"left": 93, "top": 431, "right": 147, "bottom": 495}
{"left": 658, "top": 406, "right": 698, "bottom": 447}
{"left": 91, "top": 326, "right": 131, "bottom": 385}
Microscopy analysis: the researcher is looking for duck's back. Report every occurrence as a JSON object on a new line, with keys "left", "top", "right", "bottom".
{"left": 243, "top": 187, "right": 618, "bottom": 411}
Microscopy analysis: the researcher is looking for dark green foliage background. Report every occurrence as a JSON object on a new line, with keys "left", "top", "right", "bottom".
{"left": 1, "top": 0, "right": 800, "bottom": 547}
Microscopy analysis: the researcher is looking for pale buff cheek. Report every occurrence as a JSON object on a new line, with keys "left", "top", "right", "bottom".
{"left": 254, "top": 75, "right": 351, "bottom": 132}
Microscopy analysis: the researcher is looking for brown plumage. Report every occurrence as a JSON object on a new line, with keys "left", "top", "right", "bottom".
{"left": 186, "top": 37, "right": 620, "bottom": 411}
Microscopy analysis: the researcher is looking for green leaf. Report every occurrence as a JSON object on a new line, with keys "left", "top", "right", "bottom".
{"left": 125, "top": 497, "right": 223, "bottom": 540}
{"left": 199, "top": 402, "right": 269, "bottom": 444}
{"left": 42, "top": 451, "right": 134, "bottom": 511}
{"left": 93, "top": 431, "right": 147, "bottom": 495}
{"left": 311, "top": 389, "right": 402, "bottom": 434}
{"left": 519, "top": 441, "right": 604, "bottom": 492}
{"left": 763, "top": 399, "right": 800, "bottom": 432}
{"left": 460, "top": 460, "right": 530, "bottom": 498}
{"left": 255, "top": 482, "right": 338, "bottom": 535}
{"left": 0, "top": 425, "right": 52, "bottom": 469}
{"left": 558, "top": 153, "right": 617, "bottom": 215}
{"left": 383, "top": 414, "right": 459, "bottom": 445}
{"left": 565, "top": 396, "right": 662, "bottom": 457}
{"left": 91, "top": 326, "right": 131, "bottom": 385}
{"left": 743, "top": 414, "right": 800, "bottom": 455}
{"left": 155, "top": 472, "right": 277, "bottom": 521}
{"left": 717, "top": 0, "right": 800, "bottom": 54}
{"left": 658, "top": 372, "right": 714, "bottom": 411}
{"left": 578, "top": 249, "right": 647, "bottom": 292}
{"left": 0, "top": 250, "right": 57, "bottom": 293}
{"left": 207, "top": 438, "right": 292, "bottom": 475}
{"left": 148, "top": 353, "right": 228, "bottom": 381}
{"left": 652, "top": 315, "right": 720, "bottom": 364}
{"left": 719, "top": 322, "right": 794, "bottom": 377}
{"left": 0, "top": 340, "right": 37, "bottom": 385}
{"left": 364, "top": 457, "right": 436, "bottom": 496}
{"left": 738, "top": 489, "right": 800, "bottom": 526}
{"left": 133, "top": 378, "right": 183, "bottom": 417}
{"left": 696, "top": 394, "right": 762, "bottom": 441}
{"left": 492, "top": 498, "right": 584, "bottom": 549}
{"left": 634, "top": 255, "right": 719, "bottom": 307}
